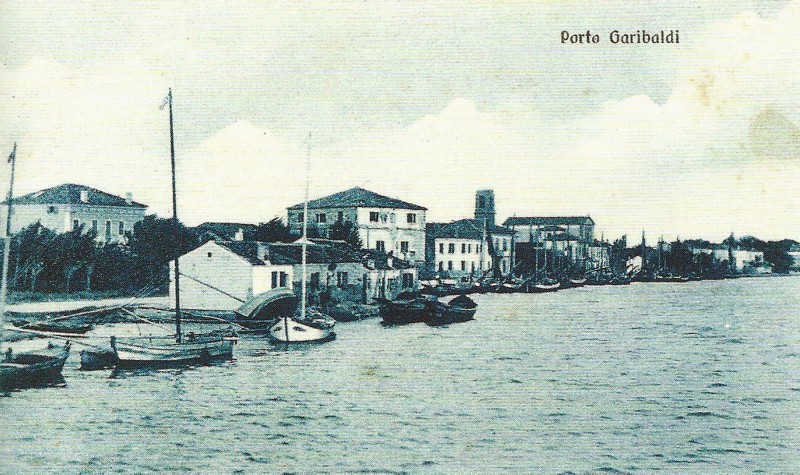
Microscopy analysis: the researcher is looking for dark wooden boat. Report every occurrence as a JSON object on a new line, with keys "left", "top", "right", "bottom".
{"left": 379, "top": 293, "right": 432, "bottom": 325}
{"left": 80, "top": 347, "right": 117, "bottom": 371}
{"left": 1, "top": 342, "right": 71, "bottom": 390}
{"left": 425, "top": 294, "right": 477, "bottom": 326}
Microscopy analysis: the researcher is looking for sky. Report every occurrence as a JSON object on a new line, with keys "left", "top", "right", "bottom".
{"left": 1, "top": 0, "right": 798, "bottom": 242}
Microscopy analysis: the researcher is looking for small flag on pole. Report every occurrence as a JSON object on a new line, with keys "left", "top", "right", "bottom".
{"left": 159, "top": 91, "right": 170, "bottom": 110}
{"left": 7, "top": 143, "right": 15, "bottom": 163}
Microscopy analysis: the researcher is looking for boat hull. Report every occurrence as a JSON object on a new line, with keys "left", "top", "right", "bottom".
{"left": 111, "top": 336, "right": 235, "bottom": 368}
{"left": 379, "top": 300, "right": 430, "bottom": 325}
{"left": 0, "top": 342, "right": 71, "bottom": 390}
{"left": 529, "top": 282, "right": 561, "bottom": 293}
{"left": 268, "top": 317, "right": 335, "bottom": 343}
{"left": 426, "top": 306, "right": 476, "bottom": 326}
{"left": 80, "top": 348, "right": 118, "bottom": 371}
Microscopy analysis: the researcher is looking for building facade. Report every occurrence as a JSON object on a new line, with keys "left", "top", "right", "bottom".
{"left": 287, "top": 187, "right": 426, "bottom": 264}
{"left": 427, "top": 218, "right": 515, "bottom": 278}
{"left": 5, "top": 183, "right": 147, "bottom": 244}
{"left": 171, "top": 239, "right": 417, "bottom": 310}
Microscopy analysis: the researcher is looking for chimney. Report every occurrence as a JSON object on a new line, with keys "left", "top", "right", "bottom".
{"left": 125, "top": 192, "right": 133, "bottom": 205}
{"left": 234, "top": 228, "right": 244, "bottom": 241}
{"left": 80, "top": 190, "right": 89, "bottom": 203}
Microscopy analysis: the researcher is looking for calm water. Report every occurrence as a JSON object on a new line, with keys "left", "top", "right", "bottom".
{"left": 2, "top": 277, "right": 799, "bottom": 474}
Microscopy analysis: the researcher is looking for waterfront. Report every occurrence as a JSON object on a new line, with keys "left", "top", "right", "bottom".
{"left": 1, "top": 277, "right": 799, "bottom": 474}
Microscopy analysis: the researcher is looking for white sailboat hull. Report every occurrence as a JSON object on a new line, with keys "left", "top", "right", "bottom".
{"left": 268, "top": 317, "right": 335, "bottom": 343}
{"left": 111, "top": 336, "right": 236, "bottom": 367}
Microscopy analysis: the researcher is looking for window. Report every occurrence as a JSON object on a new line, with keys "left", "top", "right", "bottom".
{"left": 390, "top": 213, "right": 396, "bottom": 223}
{"left": 478, "top": 196, "right": 485, "bottom": 209}
{"left": 448, "top": 243, "right": 455, "bottom": 254}
{"left": 271, "top": 271, "right": 278, "bottom": 289}
{"left": 400, "top": 241, "right": 409, "bottom": 253}
{"left": 279, "top": 272, "right": 288, "bottom": 287}
{"left": 118, "top": 221, "right": 125, "bottom": 235}
{"left": 91, "top": 220, "right": 98, "bottom": 234}
{"left": 369, "top": 211, "right": 379, "bottom": 222}
{"left": 105, "top": 220, "right": 111, "bottom": 241}
{"left": 310, "top": 272, "right": 320, "bottom": 291}
{"left": 337, "top": 271, "right": 349, "bottom": 288}
{"left": 407, "top": 213, "right": 416, "bottom": 224}
{"left": 471, "top": 262, "right": 475, "bottom": 273}
{"left": 375, "top": 240, "right": 385, "bottom": 252}
{"left": 317, "top": 213, "right": 327, "bottom": 224}
{"left": 402, "top": 273, "right": 414, "bottom": 288}
{"left": 337, "top": 211, "right": 344, "bottom": 222}
{"left": 447, "top": 261, "right": 453, "bottom": 271}
{"left": 467, "top": 244, "right": 472, "bottom": 253}
{"left": 461, "top": 261, "right": 466, "bottom": 271}
{"left": 72, "top": 219, "right": 79, "bottom": 231}
{"left": 297, "top": 212, "right": 304, "bottom": 223}
{"left": 503, "top": 239, "right": 508, "bottom": 251}
{"left": 438, "top": 261, "right": 444, "bottom": 271}
{"left": 461, "top": 243, "right": 466, "bottom": 253}
{"left": 439, "top": 243, "right": 444, "bottom": 254}
{"left": 207, "top": 252, "right": 213, "bottom": 258}
{"left": 47, "top": 206, "right": 58, "bottom": 214}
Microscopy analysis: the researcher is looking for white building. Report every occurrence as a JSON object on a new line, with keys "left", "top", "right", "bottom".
{"left": 4, "top": 183, "right": 147, "bottom": 244}
{"left": 287, "top": 187, "right": 426, "bottom": 264}
{"left": 171, "top": 239, "right": 417, "bottom": 310}
{"left": 427, "top": 218, "right": 515, "bottom": 277}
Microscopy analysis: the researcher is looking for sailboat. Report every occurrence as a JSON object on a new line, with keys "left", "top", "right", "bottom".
{"left": 1, "top": 143, "right": 71, "bottom": 390}
{"left": 110, "top": 90, "right": 236, "bottom": 367}
{"left": 267, "top": 135, "right": 335, "bottom": 343}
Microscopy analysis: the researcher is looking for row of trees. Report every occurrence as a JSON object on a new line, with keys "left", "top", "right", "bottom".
{"left": 2, "top": 216, "right": 366, "bottom": 295}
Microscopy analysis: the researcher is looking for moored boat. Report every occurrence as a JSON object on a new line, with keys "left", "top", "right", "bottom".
{"left": 110, "top": 89, "right": 237, "bottom": 367}
{"left": 111, "top": 333, "right": 235, "bottom": 368}
{"left": 529, "top": 278, "right": 561, "bottom": 293}
{"left": 1, "top": 144, "right": 72, "bottom": 390}
{"left": 379, "top": 293, "right": 432, "bottom": 325}
{"left": 1, "top": 341, "right": 71, "bottom": 390}
{"left": 425, "top": 294, "right": 477, "bottom": 326}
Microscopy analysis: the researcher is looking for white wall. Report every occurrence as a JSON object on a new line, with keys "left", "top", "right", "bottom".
{"left": 170, "top": 241, "right": 257, "bottom": 310}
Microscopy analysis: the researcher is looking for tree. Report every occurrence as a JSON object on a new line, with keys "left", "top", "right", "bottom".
{"left": 128, "top": 215, "right": 201, "bottom": 292}
{"left": 328, "top": 220, "right": 363, "bottom": 249}
{"left": 254, "top": 217, "right": 293, "bottom": 243}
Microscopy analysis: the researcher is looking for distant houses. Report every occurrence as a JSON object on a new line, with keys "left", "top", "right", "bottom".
{"left": 286, "top": 187, "right": 427, "bottom": 264}
{"left": 3, "top": 183, "right": 147, "bottom": 244}
{"left": 504, "top": 215, "right": 601, "bottom": 271}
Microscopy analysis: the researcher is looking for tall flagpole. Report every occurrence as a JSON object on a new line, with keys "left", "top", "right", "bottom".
{"left": 167, "top": 89, "right": 182, "bottom": 343}
{"left": 301, "top": 133, "right": 311, "bottom": 321}
{"left": 1, "top": 143, "right": 18, "bottom": 345}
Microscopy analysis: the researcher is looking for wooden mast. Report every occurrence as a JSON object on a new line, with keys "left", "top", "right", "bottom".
{"left": 0, "top": 143, "right": 17, "bottom": 345}
{"left": 167, "top": 89, "right": 182, "bottom": 343}
{"left": 301, "top": 133, "right": 311, "bottom": 321}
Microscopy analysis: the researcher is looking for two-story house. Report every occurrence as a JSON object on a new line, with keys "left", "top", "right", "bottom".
{"left": 5, "top": 183, "right": 147, "bottom": 244}
{"left": 286, "top": 187, "right": 427, "bottom": 264}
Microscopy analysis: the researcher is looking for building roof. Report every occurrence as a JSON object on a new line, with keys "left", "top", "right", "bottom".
{"left": 287, "top": 187, "right": 426, "bottom": 211}
{"left": 216, "top": 240, "right": 363, "bottom": 266}
{"left": 503, "top": 216, "right": 594, "bottom": 227}
{"left": 196, "top": 222, "right": 258, "bottom": 241}
{"left": 432, "top": 218, "right": 515, "bottom": 240}
{"left": 9, "top": 183, "right": 147, "bottom": 208}
{"left": 212, "top": 239, "right": 414, "bottom": 270}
